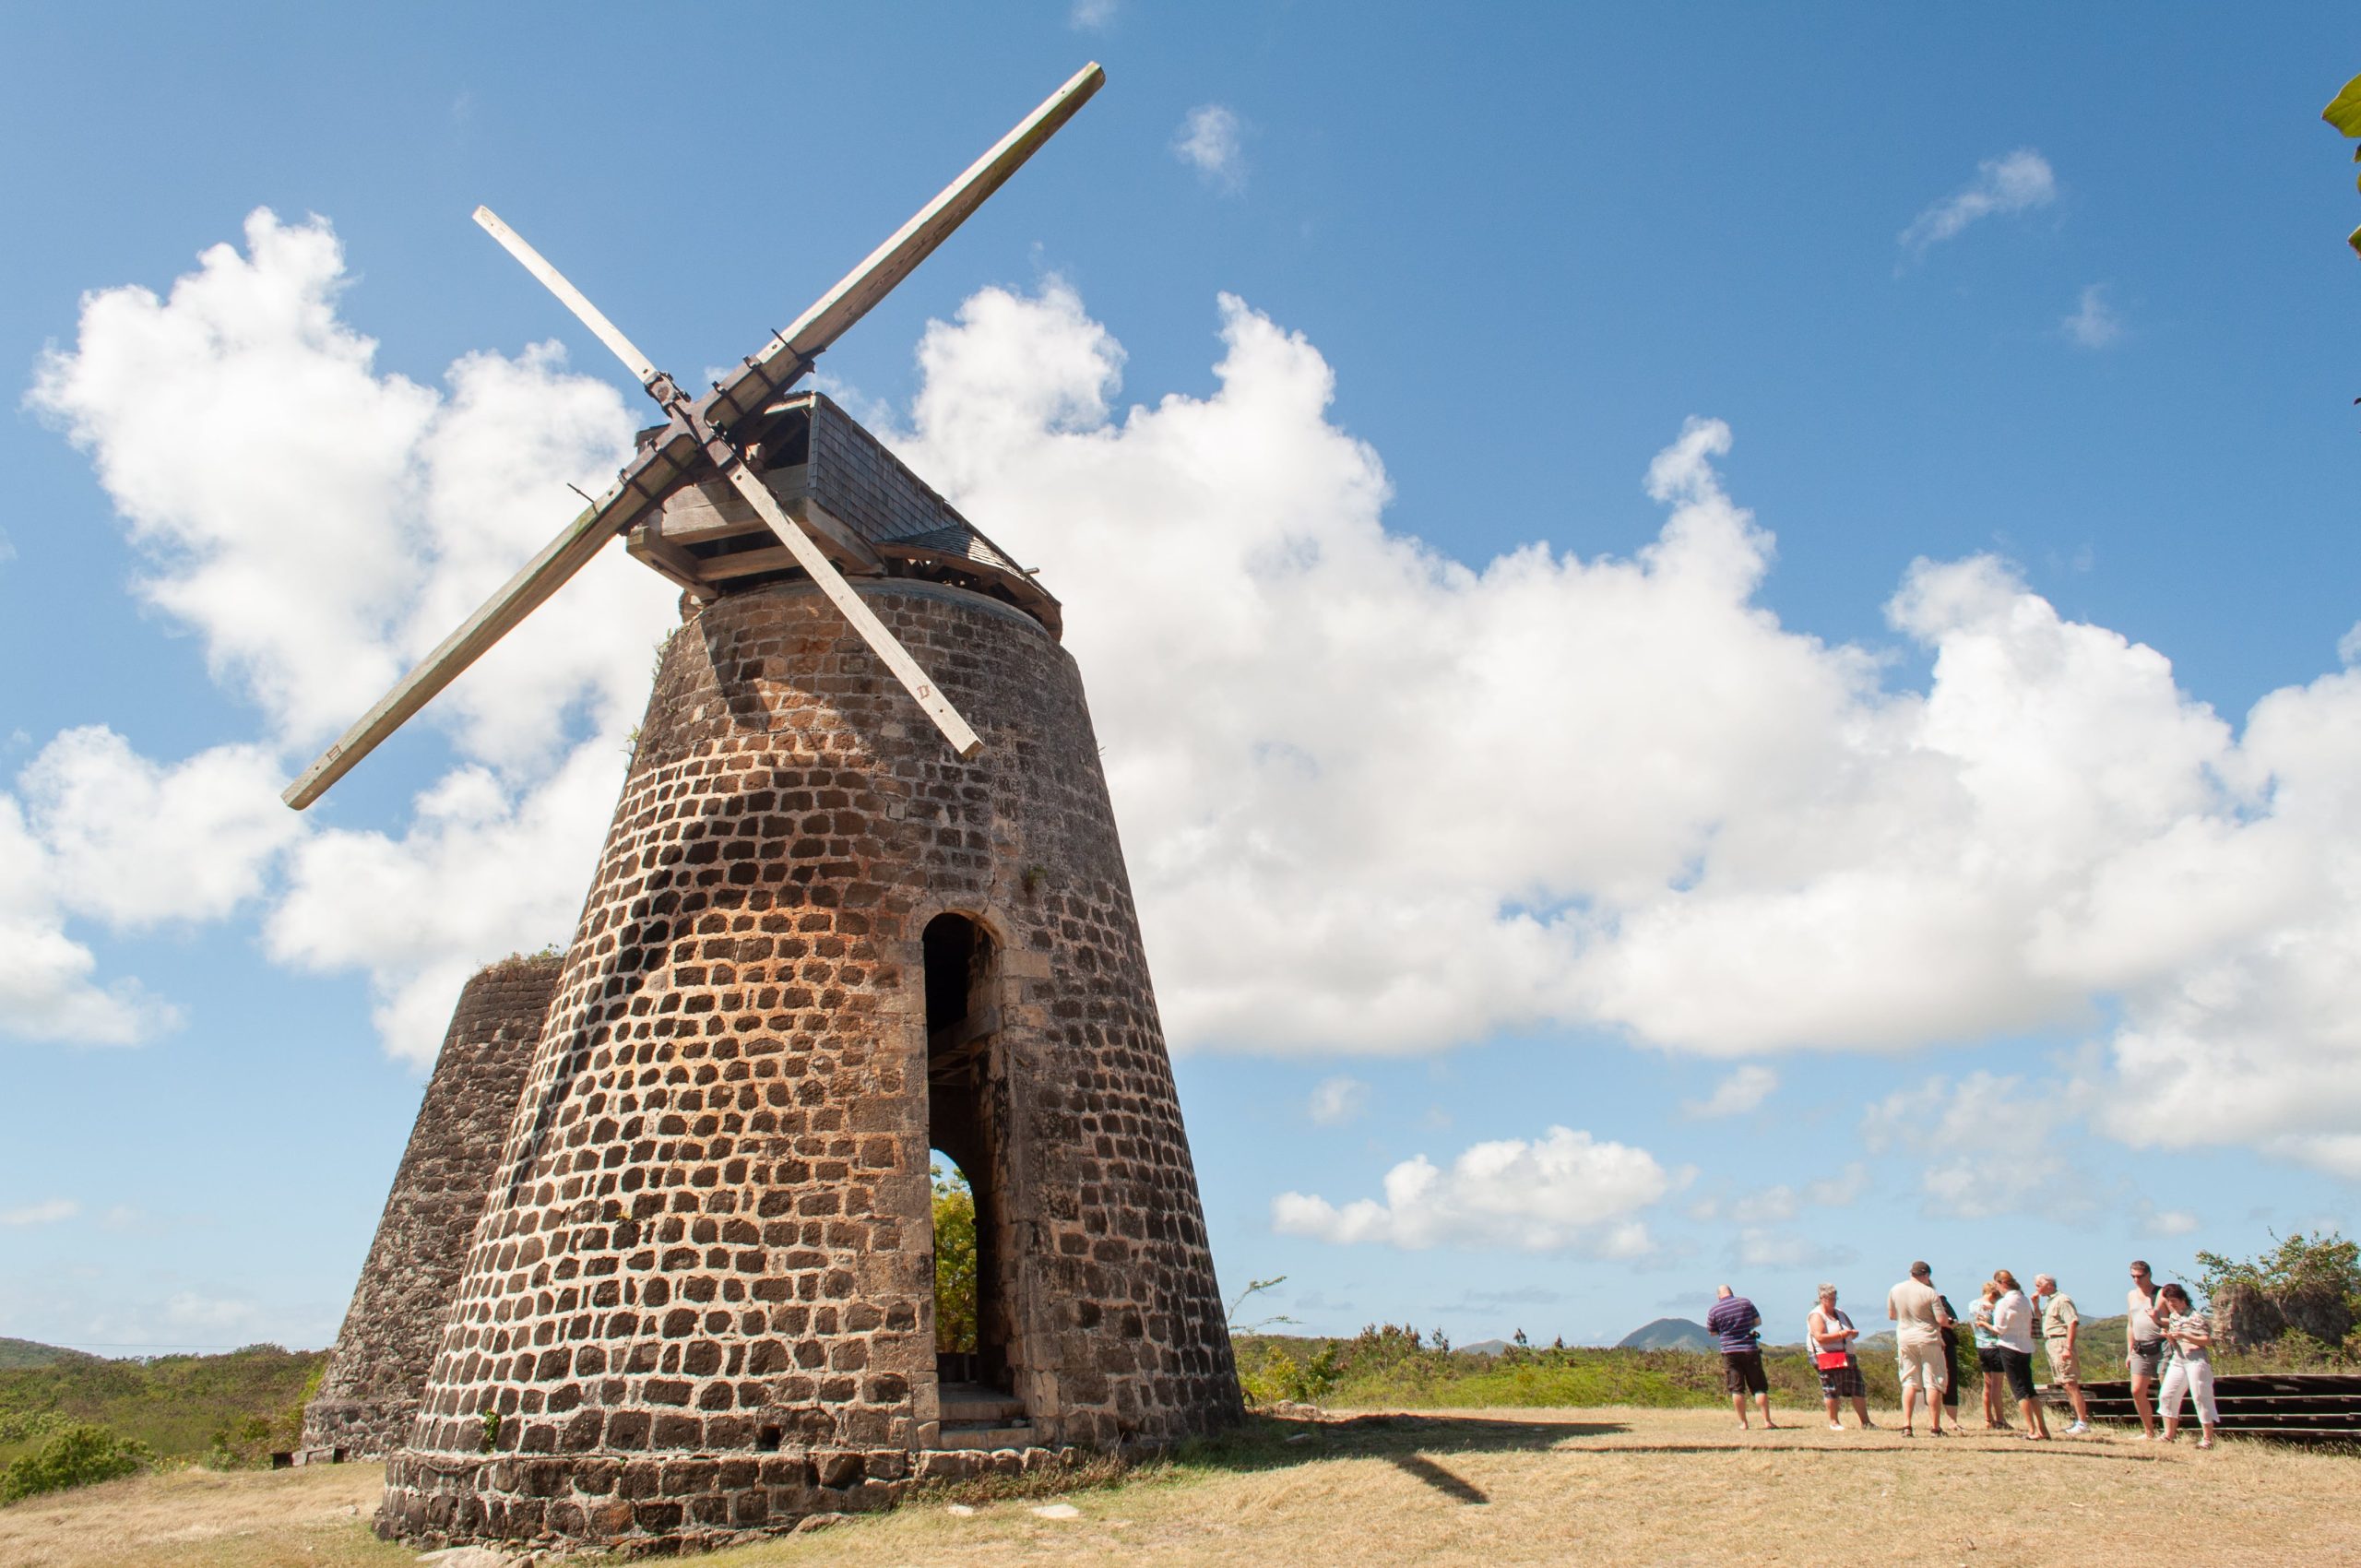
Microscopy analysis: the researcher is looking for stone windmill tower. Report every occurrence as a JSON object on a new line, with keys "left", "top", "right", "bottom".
{"left": 285, "top": 65, "right": 1240, "bottom": 1551}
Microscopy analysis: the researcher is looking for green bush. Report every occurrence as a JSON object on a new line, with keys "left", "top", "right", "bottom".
{"left": 0, "top": 1343, "right": 323, "bottom": 1466}
{"left": 931, "top": 1163, "right": 979, "bottom": 1354}
{"left": 0, "top": 1422, "right": 152, "bottom": 1504}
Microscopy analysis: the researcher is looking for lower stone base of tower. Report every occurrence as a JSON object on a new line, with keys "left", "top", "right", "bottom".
{"left": 297, "top": 1396, "right": 418, "bottom": 1462}
{"left": 376, "top": 1443, "right": 1107, "bottom": 1553}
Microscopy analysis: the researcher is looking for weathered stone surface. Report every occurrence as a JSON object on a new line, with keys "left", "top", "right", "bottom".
{"left": 303, "top": 956, "right": 563, "bottom": 1458}
{"left": 378, "top": 578, "right": 1238, "bottom": 1551}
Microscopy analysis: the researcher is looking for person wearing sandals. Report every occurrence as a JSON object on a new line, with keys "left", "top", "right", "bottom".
{"left": 2033, "top": 1274, "right": 2092, "bottom": 1434}
{"left": 2155, "top": 1282, "right": 2220, "bottom": 1449}
{"left": 1989, "top": 1269, "right": 2051, "bottom": 1440}
{"left": 1707, "top": 1284, "right": 1777, "bottom": 1430}
{"left": 1971, "top": 1281, "right": 2012, "bottom": 1431}
{"left": 1808, "top": 1284, "right": 1873, "bottom": 1431}
{"left": 1886, "top": 1260, "right": 1953, "bottom": 1435}
{"left": 2128, "top": 1259, "right": 2165, "bottom": 1439}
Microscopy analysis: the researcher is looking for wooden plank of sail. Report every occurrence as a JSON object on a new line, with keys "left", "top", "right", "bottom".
{"left": 716, "top": 459, "right": 983, "bottom": 758}
{"left": 282, "top": 431, "right": 696, "bottom": 808}
{"left": 699, "top": 62, "right": 1105, "bottom": 431}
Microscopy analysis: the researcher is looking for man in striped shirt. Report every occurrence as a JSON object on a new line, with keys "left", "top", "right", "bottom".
{"left": 1708, "top": 1284, "right": 1777, "bottom": 1429}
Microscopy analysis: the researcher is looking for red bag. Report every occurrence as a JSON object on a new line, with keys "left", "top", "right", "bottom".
{"left": 1813, "top": 1303, "right": 1851, "bottom": 1369}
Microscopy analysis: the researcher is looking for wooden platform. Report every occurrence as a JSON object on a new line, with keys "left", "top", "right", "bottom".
{"left": 2051, "top": 1372, "right": 2361, "bottom": 1442}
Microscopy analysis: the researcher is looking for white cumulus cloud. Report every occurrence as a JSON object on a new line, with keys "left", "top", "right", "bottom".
{"left": 1901, "top": 148, "right": 2058, "bottom": 254}
{"left": 1173, "top": 105, "right": 1247, "bottom": 191}
{"left": 34, "top": 213, "right": 2361, "bottom": 1182}
{"left": 1684, "top": 1065, "right": 1778, "bottom": 1119}
{"left": 1272, "top": 1125, "right": 1674, "bottom": 1253}
{"left": 1864, "top": 1072, "right": 2080, "bottom": 1219}
{"left": 881, "top": 278, "right": 2361, "bottom": 1175}
{"left": 23, "top": 209, "right": 675, "bottom": 1060}
{"left": 1307, "top": 1075, "right": 1371, "bottom": 1126}
{"left": 0, "top": 1199, "right": 80, "bottom": 1227}
{"left": 2064, "top": 283, "right": 2124, "bottom": 349}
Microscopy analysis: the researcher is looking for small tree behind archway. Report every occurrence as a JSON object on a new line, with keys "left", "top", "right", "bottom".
{"left": 931, "top": 1158, "right": 979, "bottom": 1354}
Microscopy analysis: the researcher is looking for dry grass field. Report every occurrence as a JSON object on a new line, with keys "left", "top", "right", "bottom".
{"left": 3, "top": 1406, "right": 2355, "bottom": 1568}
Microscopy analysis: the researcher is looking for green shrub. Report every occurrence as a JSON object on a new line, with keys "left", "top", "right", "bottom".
{"left": 0, "top": 1344, "right": 323, "bottom": 1467}
{"left": 0, "top": 1422, "right": 151, "bottom": 1504}
{"left": 931, "top": 1164, "right": 979, "bottom": 1354}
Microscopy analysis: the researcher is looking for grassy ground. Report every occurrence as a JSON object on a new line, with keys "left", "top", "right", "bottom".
{"left": 4, "top": 1405, "right": 2354, "bottom": 1568}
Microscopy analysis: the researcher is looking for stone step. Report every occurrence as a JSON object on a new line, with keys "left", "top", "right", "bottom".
{"left": 938, "top": 1384, "right": 1026, "bottom": 1425}
{"left": 935, "top": 1421, "right": 1035, "bottom": 1451}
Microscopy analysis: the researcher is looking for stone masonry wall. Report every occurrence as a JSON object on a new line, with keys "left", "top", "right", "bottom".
{"left": 377, "top": 579, "right": 1237, "bottom": 1552}
{"left": 303, "top": 955, "right": 564, "bottom": 1458}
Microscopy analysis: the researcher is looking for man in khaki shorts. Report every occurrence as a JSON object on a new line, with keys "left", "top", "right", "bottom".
{"left": 2034, "top": 1274, "right": 2092, "bottom": 1434}
{"left": 1887, "top": 1260, "right": 1954, "bottom": 1435}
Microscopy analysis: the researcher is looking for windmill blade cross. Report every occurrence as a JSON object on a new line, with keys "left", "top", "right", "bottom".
{"left": 279, "top": 63, "right": 1103, "bottom": 809}
{"left": 475, "top": 211, "right": 985, "bottom": 760}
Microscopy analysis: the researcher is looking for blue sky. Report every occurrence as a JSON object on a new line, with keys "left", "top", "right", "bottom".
{"left": 4, "top": 4, "right": 2360, "bottom": 1355}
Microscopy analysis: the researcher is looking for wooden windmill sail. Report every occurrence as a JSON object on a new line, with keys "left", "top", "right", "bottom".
{"left": 282, "top": 62, "right": 1104, "bottom": 810}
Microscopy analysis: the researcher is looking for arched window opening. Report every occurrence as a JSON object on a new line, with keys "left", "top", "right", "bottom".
{"left": 923, "top": 913, "right": 1016, "bottom": 1405}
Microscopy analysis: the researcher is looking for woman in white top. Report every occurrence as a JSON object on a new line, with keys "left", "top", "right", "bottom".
{"left": 2155, "top": 1282, "right": 2219, "bottom": 1449}
{"left": 1807, "top": 1284, "right": 1874, "bottom": 1431}
{"left": 1987, "top": 1269, "right": 2050, "bottom": 1441}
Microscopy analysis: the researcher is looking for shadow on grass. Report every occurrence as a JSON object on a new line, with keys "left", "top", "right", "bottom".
{"left": 1176, "top": 1412, "right": 1624, "bottom": 1468}
{"left": 1157, "top": 1410, "right": 1623, "bottom": 1506}
{"left": 1571, "top": 1441, "right": 2167, "bottom": 1463}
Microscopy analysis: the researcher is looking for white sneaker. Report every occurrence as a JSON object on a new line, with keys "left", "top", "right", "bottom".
{"left": 2066, "top": 1421, "right": 2090, "bottom": 1434}
{"left": 1828, "top": 1421, "right": 1845, "bottom": 1431}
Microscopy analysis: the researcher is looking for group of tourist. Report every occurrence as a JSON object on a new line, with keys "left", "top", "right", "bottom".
{"left": 1703, "top": 1258, "right": 2220, "bottom": 1447}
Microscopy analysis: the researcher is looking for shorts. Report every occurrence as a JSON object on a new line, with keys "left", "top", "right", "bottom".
{"left": 2129, "top": 1340, "right": 2163, "bottom": 1379}
{"left": 2046, "top": 1341, "right": 2080, "bottom": 1384}
{"left": 1816, "top": 1358, "right": 1865, "bottom": 1401}
{"left": 1721, "top": 1348, "right": 1768, "bottom": 1396}
{"left": 1975, "top": 1346, "right": 2005, "bottom": 1373}
{"left": 1994, "top": 1347, "right": 2035, "bottom": 1402}
{"left": 1896, "top": 1337, "right": 1948, "bottom": 1394}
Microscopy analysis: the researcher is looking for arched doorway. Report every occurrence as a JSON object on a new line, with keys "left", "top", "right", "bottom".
{"left": 922, "top": 912, "right": 1020, "bottom": 1423}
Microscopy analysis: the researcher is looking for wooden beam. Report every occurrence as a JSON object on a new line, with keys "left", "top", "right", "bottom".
{"left": 701, "top": 62, "right": 1105, "bottom": 431}
{"left": 474, "top": 207, "right": 659, "bottom": 386}
{"left": 696, "top": 542, "right": 800, "bottom": 580}
{"left": 655, "top": 469, "right": 884, "bottom": 573}
{"left": 626, "top": 519, "right": 721, "bottom": 601}
{"left": 716, "top": 461, "right": 982, "bottom": 759}
{"left": 282, "top": 433, "right": 695, "bottom": 809}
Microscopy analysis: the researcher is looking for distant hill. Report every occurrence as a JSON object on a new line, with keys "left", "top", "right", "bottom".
{"left": 0, "top": 1343, "right": 323, "bottom": 1464}
{"left": 0, "top": 1337, "right": 89, "bottom": 1370}
{"left": 1617, "top": 1317, "right": 1714, "bottom": 1351}
{"left": 1460, "top": 1338, "right": 1514, "bottom": 1357}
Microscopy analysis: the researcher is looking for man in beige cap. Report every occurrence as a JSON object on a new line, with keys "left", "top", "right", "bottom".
{"left": 2034, "top": 1274, "right": 2092, "bottom": 1434}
